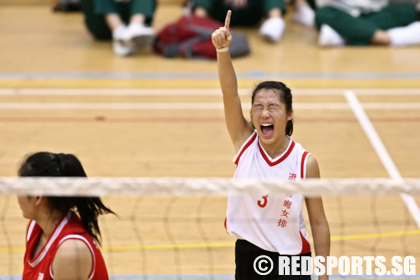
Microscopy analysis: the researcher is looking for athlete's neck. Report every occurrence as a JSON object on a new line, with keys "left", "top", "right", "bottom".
{"left": 36, "top": 209, "right": 65, "bottom": 237}
{"left": 260, "top": 135, "right": 290, "bottom": 159}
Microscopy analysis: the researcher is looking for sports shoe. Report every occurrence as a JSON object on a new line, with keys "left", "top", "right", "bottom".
{"left": 317, "top": 24, "right": 345, "bottom": 47}
{"left": 259, "top": 17, "right": 285, "bottom": 43}
{"left": 388, "top": 21, "right": 420, "bottom": 47}
{"left": 126, "top": 22, "right": 156, "bottom": 50}
{"left": 112, "top": 25, "right": 135, "bottom": 57}
{"left": 293, "top": 2, "right": 315, "bottom": 27}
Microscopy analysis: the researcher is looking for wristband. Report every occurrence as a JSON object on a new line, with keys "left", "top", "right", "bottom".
{"left": 216, "top": 47, "right": 229, "bottom": 52}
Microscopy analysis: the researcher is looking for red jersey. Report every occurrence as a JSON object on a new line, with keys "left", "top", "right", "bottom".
{"left": 23, "top": 211, "right": 109, "bottom": 280}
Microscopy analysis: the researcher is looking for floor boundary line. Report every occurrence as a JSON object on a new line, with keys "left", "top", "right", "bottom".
{"left": 1, "top": 102, "right": 420, "bottom": 110}
{"left": 1, "top": 88, "right": 420, "bottom": 96}
{"left": 2, "top": 229, "right": 419, "bottom": 253}
{"left": 1, "top": 274, "right": 419, "bottom": 279}
{"left": 1, "top": 72, "right": 420, "bottom": 79}
{"left": 344, "top": 90, "right": 420, "bottom": 229}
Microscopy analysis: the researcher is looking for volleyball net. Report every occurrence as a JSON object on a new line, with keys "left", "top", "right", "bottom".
{"left": 1, "top": 177, "right": 420, "bottom": 279}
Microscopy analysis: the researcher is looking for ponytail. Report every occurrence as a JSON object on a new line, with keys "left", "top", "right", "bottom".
{"left": 285, "top": 119, "right": 293, "bottom": 136}
{"left": 73, "top": 197, "right": 114, "bottom": 245}
{"left": 19, "top": 152, "right": 115, "bottom": 245}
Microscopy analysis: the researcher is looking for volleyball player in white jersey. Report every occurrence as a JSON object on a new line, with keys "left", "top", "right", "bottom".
{"left": 212, "top": 11, "right": 330, "bottom": 279}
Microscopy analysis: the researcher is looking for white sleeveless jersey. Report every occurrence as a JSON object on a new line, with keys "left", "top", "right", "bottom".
{"left": 226, "top": 131, "right": 311, "bottom": 255}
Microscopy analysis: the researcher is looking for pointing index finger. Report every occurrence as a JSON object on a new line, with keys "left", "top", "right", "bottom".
{"left": 224, "top": 10, "right": 231, "bottom": 30}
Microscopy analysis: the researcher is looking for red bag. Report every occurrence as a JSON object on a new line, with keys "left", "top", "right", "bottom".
{"left": 154, "top": 15, "right": 250, "bottom": 59}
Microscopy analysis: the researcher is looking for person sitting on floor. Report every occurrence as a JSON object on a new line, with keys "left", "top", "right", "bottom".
{"left": 189, "top": 0, "right": 317, "bottom": 44}
{"left": 315, "top": 0, "right": 420, "bottom": 47}
{"left": 80, "top": 0, "right": 157, "bottom": 56}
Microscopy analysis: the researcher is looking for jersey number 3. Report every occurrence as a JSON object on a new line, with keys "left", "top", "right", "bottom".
{"left": 257, "top": 195, "right": 268, "bottom": 208}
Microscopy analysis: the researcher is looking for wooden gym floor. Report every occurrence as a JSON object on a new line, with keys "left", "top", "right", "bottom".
{"left": 0, "top": 3, "right": 420, "bottom": 279}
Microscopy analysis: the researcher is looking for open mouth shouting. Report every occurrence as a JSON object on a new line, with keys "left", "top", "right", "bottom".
{"left": 260, "top": 123, "right": 274, "bottom": 137}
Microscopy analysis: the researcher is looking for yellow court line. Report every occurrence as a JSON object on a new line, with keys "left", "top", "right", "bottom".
{"left": 1, "top": 230, "right": 419, "bottom": 253}
{"left": 330, "top": 229, "right": 420, "bottom": 241}
{"left": 102, "top": 242, "right": 235, "bottom": 251}
{"left": 1, "top": 79, "right": 420, "bottom": 89}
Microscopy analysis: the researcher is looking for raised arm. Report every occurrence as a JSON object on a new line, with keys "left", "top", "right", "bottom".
{"left": 304, "top": 156, "right": 330, "bottom": 280}
{"left": 212, "top": 11, "right": 254, "bottom": 152}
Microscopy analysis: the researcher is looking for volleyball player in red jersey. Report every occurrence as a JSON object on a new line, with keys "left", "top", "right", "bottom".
{"left": 17, "top": 152, "right": 114, "bottom": 280}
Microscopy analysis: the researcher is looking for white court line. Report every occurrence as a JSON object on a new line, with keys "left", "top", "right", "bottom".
{"left": 0, "top": 103, "right": 226, "bottom": 110}
{"left": 0, "top": 103, "right": 366, "bottom": 110}
{"left": 359, "top": 103, "right": 420, "bottom": 109}
{"left": 0, "top": 102, "right": 420, "bottom": 110}
{"left": 0, "top": 103, "right": 347, "bottom": 110}
{"left": 0, "top": 88, "right": 342, "bottom": 96}
{"left": 0, "top": 103, "right": 340, "bottom": 110}
{"left": 1, "top": 88, "right": 420, "bottom": 96}
{"left": 345, "top": 90, "right": 420, "bottom": 229}
{"left": 361, "top": 102, "right": 420, "bottom": 109}
{"left": 0, "top": 88, "right": 247, "bottom": 96}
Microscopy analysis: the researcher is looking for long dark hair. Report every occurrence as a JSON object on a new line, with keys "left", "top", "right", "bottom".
{"left": 251, "top": 81, "right": 293, "bottom": 136}
{"left": 18, "top": 152, "right": 114, "bottom": 245}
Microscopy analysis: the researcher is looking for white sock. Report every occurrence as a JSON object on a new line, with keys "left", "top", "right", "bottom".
{"left": 318, "top": 24, "right": 345, "bottom": 47}
{"left": 259, "top": 17, "right": 285, "bottom": 43}
{"left": 388, "top": 21, "right": 420, "bottom": 47}
{"left": 293, "top": 2, "right": 315, "bottom": 27}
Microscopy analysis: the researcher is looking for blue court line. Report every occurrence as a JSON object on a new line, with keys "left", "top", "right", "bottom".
{"left": 1, "top": 275, "right": 419, "bottom": 279}
{"left": 1, "top": 72, "right": 420, "bottom": 79}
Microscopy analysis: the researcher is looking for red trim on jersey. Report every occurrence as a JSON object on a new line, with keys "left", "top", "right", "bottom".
{"left": 27, "top": 213, "right": 70, "bottom": 268}
{"left": 23, "top": 211, "right": 109, "bottom": 280}
{"left": 301, "top": 151, "right": 309, "bottom": 179}
{"left": 258, "top": 140, "right": 295, "bottom": 167}
{"left": 234, "top": 133, "right": 257, "bottom": 165}
{"left": 26, "top": 221, "right": 36, "bottom": 243}
{"left": 224, "top": 218, "right": 228, "bottom": 233}
{"left": 299, "top": 232, "right": 311, "bottom": 254}
{"left": 299, "top": 152, "right": 311, "bottom": 254}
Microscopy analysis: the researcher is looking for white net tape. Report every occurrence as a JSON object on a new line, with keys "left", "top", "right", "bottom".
{"left": 1, "top": 177, "right": 420, "bottom": 196}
